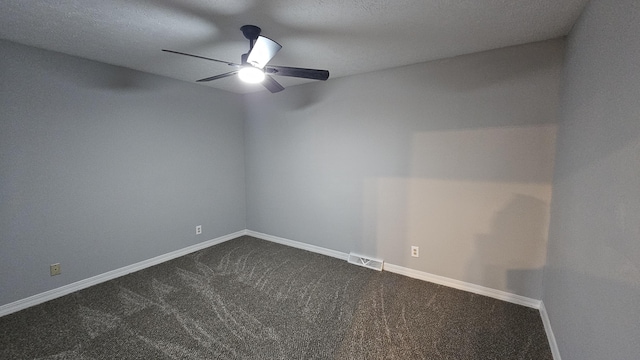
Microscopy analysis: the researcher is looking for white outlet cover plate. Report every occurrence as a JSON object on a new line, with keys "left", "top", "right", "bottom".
{"left": 411, "top": 246, "right": 419, "bottom": 257}
{"left": 50, "top": 263, "right": 61, "bottom": 276}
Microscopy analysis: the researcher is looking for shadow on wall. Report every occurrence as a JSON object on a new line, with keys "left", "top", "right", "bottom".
{"left": 360, "top": 176, "right": 552, "bottom": 297}
{"left": 27, "top": 46, "right": 164, "bottom": 91}
{"left": 468, "top": 194, "right": 549, "bottom": 296}
{"left": 420, "top": 40, "right": 563, "bottom": 93}
{"left": 44, "top": 61, "right": 163, "bottom": 91}
{"left": 356, "top": 125, "right": 555, "bottom": 297}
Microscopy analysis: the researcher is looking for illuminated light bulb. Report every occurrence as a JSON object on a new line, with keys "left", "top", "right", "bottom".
{"left": 238, "top": 66, "right": 265, "bottom": 83}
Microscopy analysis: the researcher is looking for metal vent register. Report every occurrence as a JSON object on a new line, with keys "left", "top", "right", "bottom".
{"left": 347, "top": 253, "right": 384, "bottom": 271}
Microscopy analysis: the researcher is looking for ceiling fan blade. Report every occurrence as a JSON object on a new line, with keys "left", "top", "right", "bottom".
{"left": 262, "top": 75, "right": 285, "bottom": 93}
{"left": 162, "top": 49, "right": 239, "bottom": 66}
{"left": 246, "top": 36, "right": 282, "bottom": 69}
{"left": 196, "top": 71, "right": 239, "bottom": 82}
{"left": 266, "top": 65, "right": 329, "bottom": 81}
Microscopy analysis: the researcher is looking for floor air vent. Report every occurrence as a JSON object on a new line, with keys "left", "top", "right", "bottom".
{"left": 347, "top": 253, "right": 384, "bottom": 271}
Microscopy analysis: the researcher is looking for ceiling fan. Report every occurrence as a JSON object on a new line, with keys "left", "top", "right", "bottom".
{"left": 162, "top": 25, "right": 330, "bottom": 93}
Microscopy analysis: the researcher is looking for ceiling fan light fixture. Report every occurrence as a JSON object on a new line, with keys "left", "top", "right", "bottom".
{"left": 164, "top": 24, "right": 329, "bottom": 93}
{"left": 238, "top": 66, "right": 265, "bottom": 83}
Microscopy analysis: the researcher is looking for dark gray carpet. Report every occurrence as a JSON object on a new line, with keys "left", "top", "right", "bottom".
{"left": 0, "top": 236, "right": 552, "bottom": 359}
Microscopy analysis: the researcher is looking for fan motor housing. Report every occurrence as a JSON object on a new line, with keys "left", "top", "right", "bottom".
{"left": 240, "top": 25, "right": 261, "bottom": 41}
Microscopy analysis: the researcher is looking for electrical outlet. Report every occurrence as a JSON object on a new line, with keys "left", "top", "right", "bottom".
{"left": 50, "top": 263, "right": 61, "bottom": 276}
{"left": 411, "top": 246, "right": 419, "bottom": 258}
{"left": 196, "top": 225, "right": 202, "bottom": 235}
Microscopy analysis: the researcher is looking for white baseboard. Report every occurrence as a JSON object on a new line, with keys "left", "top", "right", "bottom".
{"left": 246, "top": 231, "right": 558, "bottom": 354}
{"left": 382, "top": 263, "right": 541, "bottom": 309}
{"left": 246, "top": 230, "right": 541, "bottom": 309}
{"left": 539, "top": 301, "right": 562, "bottom": 359}
{"left": 2, "top": 229, "right": 558, "bottom": 358}
{"left": 246, "top": 230, "right": 349, "bottom": 261}
{"left": 0, "top": 230, "right": 246, "bottom": 317}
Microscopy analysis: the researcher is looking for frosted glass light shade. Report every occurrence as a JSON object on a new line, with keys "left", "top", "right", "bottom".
{"left": 247, "top": 36, "right": 282, "bottom": 68}
{"left": 238, "top": 66, "right": 265, "bottom": 83}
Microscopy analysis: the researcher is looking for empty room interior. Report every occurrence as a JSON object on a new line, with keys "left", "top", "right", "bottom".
{"left": 1, "top": 0, "right": 638, "bottom": 359}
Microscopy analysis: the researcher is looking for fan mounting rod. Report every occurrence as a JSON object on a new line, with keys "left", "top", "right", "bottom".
{"left": 240, "top": 25, "right": 261, "bottom": 49}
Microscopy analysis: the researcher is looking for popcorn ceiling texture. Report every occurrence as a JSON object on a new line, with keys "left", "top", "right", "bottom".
{"left": 0, "top": 0, "right": 588, "bottom": 93}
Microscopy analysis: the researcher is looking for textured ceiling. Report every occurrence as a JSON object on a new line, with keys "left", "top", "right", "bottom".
{"left": 0, "top": 0, "right": 588, "bottom": 94}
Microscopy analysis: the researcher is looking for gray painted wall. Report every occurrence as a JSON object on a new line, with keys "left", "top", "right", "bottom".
{"left": 245, "top": 39, "right": 564, "bottom": 298}
{"left": 542, "top": 0, "right": 640, "bottom": 358}
{"left": 0, "top": 40, "right": 247, "bottom": 306}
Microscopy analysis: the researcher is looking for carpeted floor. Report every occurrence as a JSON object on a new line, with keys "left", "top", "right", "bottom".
{"left": 0, "top": 236, "right": 552, "bottom": 359}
